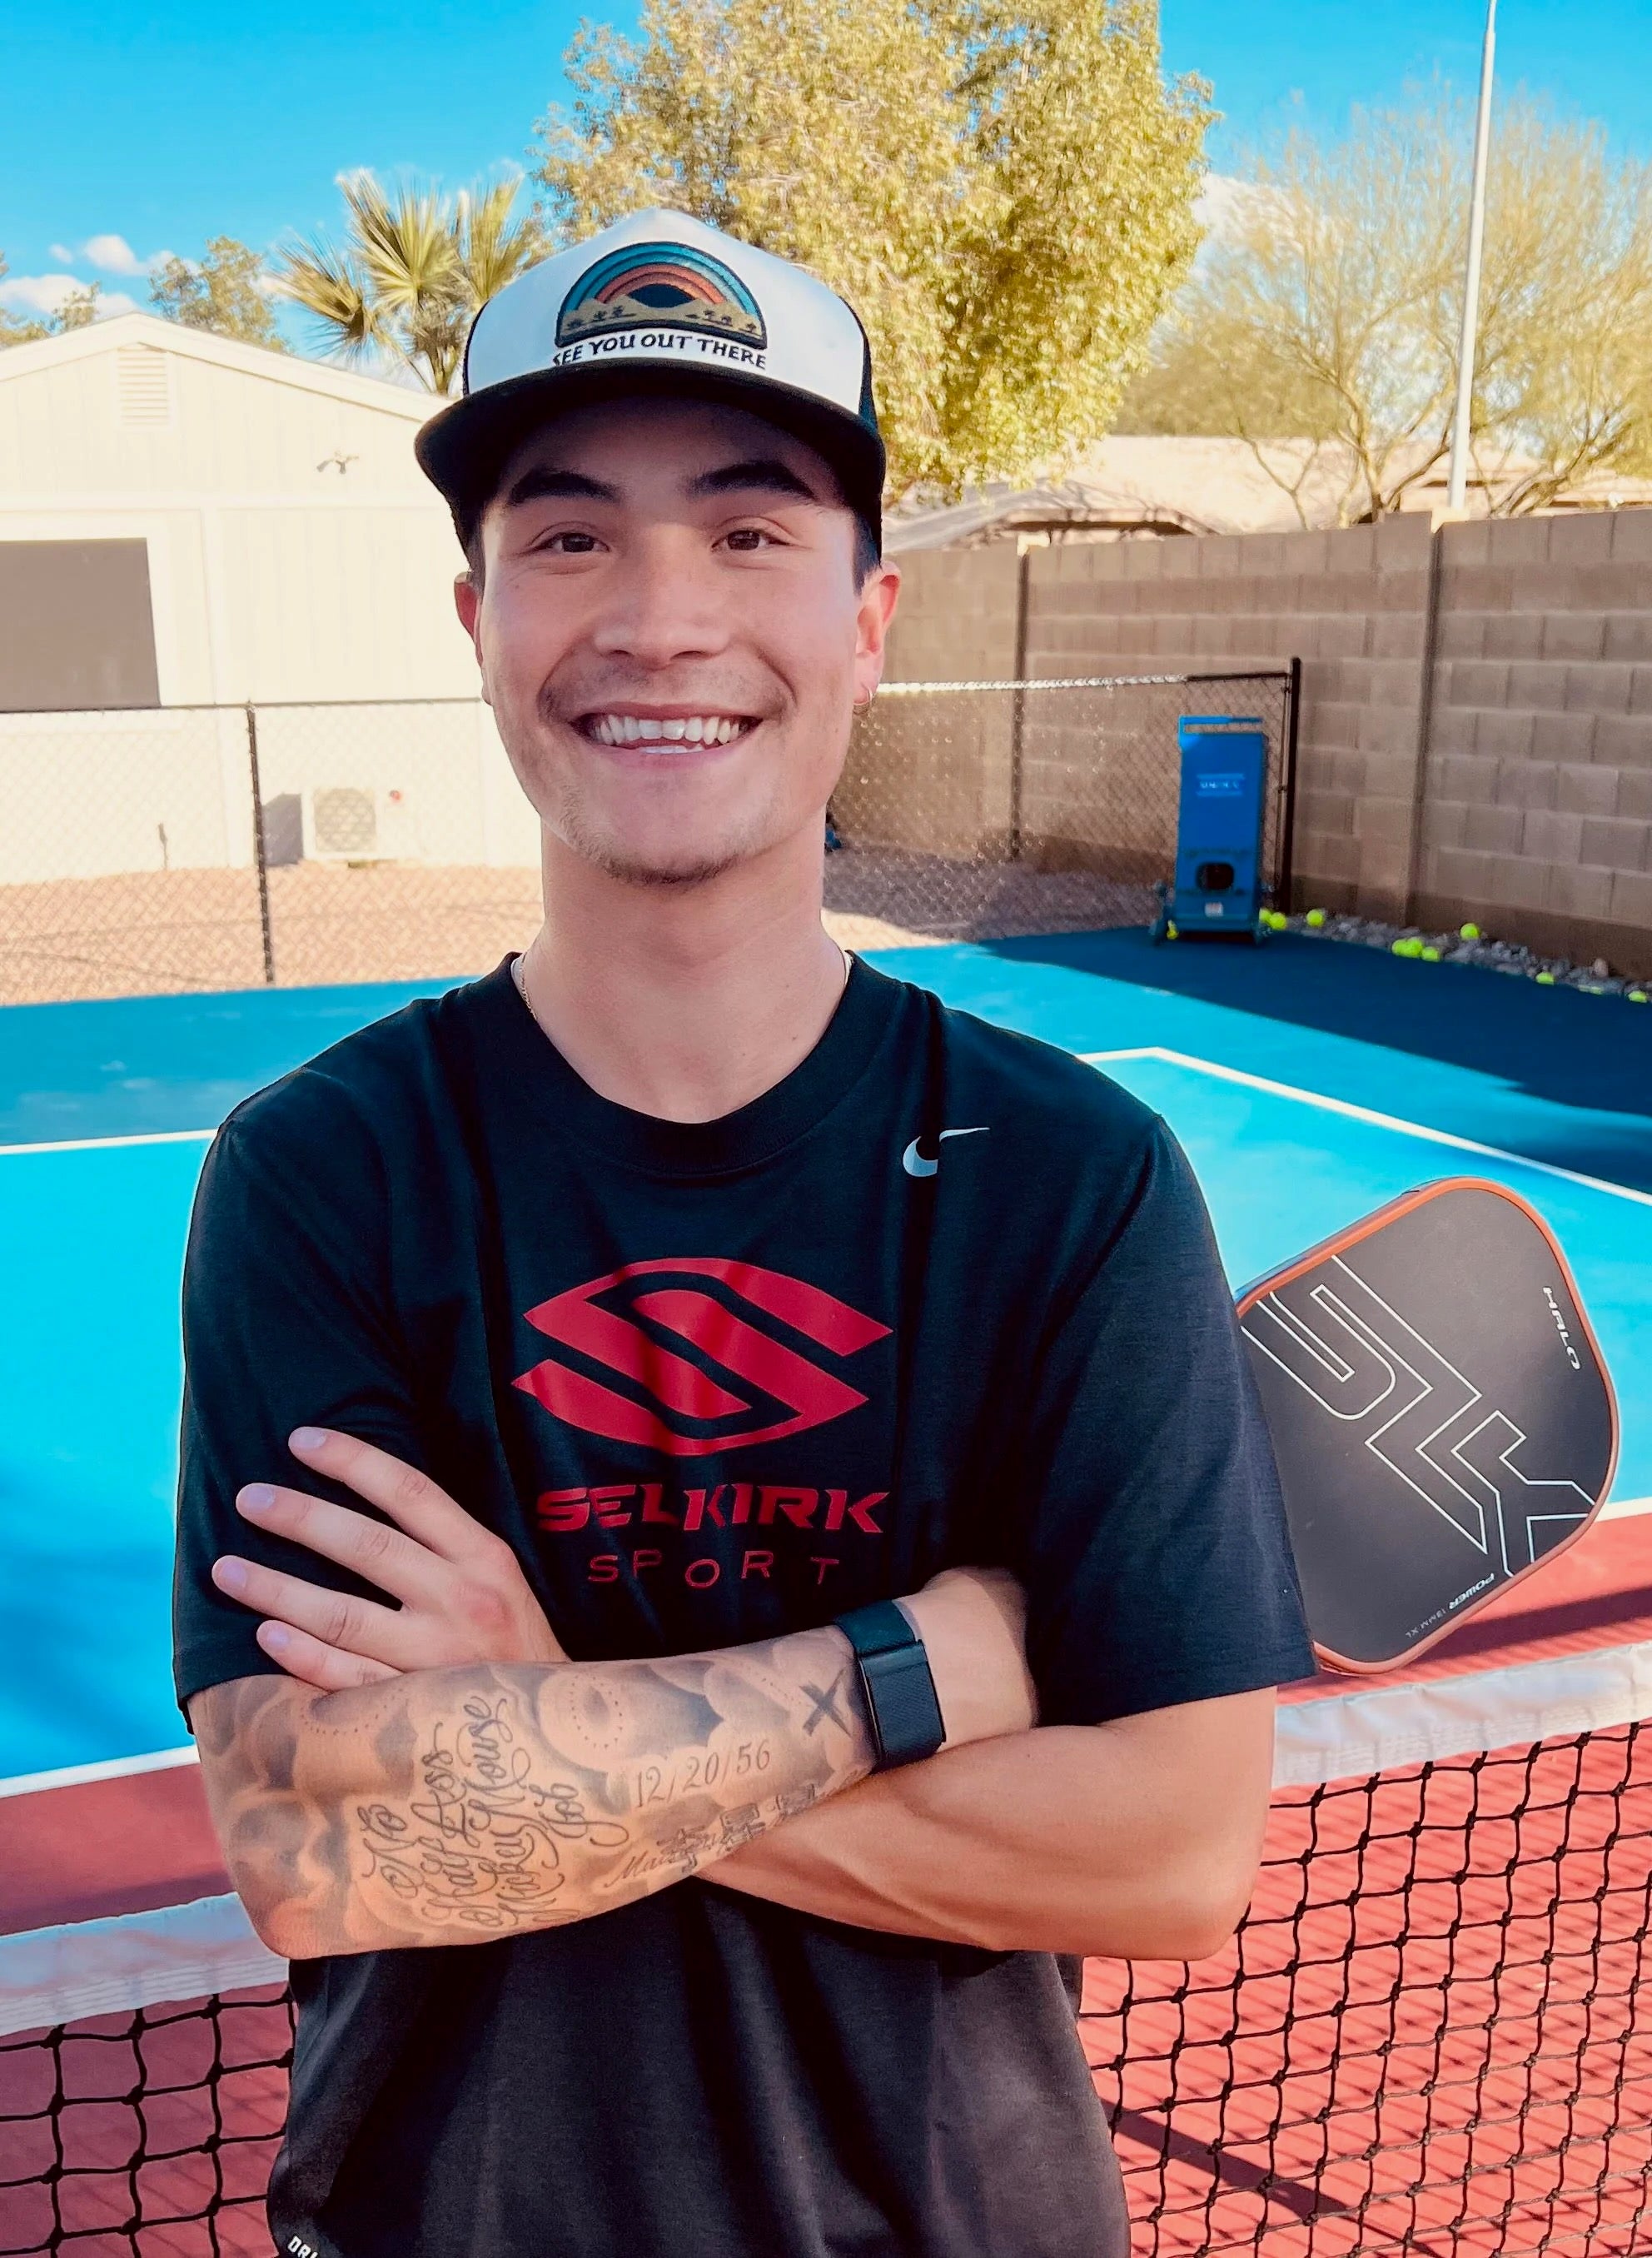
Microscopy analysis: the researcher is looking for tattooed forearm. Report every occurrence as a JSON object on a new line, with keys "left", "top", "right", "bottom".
{"left": 189, "top": 1630, "right": 873, "bottom": 1956}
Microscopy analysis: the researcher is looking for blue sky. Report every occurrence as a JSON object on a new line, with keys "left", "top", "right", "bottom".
{"left": 4, "top": 1, "right": 1650, "bottom": 326}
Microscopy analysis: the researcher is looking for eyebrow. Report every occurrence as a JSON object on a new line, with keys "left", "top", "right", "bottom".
{"left": 500, "top": 465, "right": 622, "bottom": 510}
{"left": 686, "top": 456, "right": 824, "bottom": 506}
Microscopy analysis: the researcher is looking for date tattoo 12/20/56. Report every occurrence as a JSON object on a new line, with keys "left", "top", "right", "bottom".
{"left": 192, "top": 1629, "right": 875, "bottom": 1956}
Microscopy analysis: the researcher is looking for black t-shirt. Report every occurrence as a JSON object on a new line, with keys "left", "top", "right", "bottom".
{"left": 173, "top": 957, "right": 1312, "bottom": 2258}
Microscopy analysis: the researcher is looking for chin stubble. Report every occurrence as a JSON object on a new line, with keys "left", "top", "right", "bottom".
{"left": 551, "top": 782, "right": 771, "bottom": 892}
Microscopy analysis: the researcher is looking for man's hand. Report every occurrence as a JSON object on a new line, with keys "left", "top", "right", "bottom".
{"left": 215, "top": 1432, "right": 1035, "bottom": 1753}
{"left": 192, "top": 1430, "right": 1038, "bottom": 1956}
{"left": 211, "top": 1426, "right": 565, "bottom": 1687}
{"left": 202, "top": 1430, "right": 1262, "bottom": 1961}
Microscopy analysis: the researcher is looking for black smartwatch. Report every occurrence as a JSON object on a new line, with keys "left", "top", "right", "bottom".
{"left": 834, "top": 1599, "right": 946, "bottom": 1771}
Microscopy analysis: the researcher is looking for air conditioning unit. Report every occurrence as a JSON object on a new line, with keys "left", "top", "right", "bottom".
{"left": 301, "top": 786, "right": 415, "bottom": 863}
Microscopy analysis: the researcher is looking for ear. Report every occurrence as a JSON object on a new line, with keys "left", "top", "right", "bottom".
{"left": 851, "top": 562, "right": 901, "bottom": 710}
{"left": 454, "top": 572, "right": 481, "bottom": 650}
{"left": 452, "top": 574, "right": 493, "bottom": 706}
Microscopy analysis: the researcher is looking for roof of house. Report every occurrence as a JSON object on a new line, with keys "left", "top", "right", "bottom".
{"left": 884, "top": 434, "right": 1652, "bottom": 551}
{"left": 0, "top": 311, "right": 438, "bottom": 424}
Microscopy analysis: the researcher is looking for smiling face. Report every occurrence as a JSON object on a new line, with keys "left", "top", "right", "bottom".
{"left": 454, "top": 395, "right": 898, "bottom": 890}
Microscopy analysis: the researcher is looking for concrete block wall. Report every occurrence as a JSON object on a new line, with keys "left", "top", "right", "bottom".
{"left": 882, "top": 545, "right": 1023, "bottom": 683}
{"left": 872, "top": 512, "right": 1652, "bottom": 973}
{"left": 1419, "top": 511, "right": 1652, "bottom": 969}
{"left": 838, "top": 547, "right": 1021, "bottom": 856}
{"left": 1022, "top": 520, "right": 1436, "bottom": 920}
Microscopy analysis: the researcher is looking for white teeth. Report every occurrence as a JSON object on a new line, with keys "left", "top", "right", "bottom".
{"left": 586, "top": 714, "right": 749, "bottom": 746}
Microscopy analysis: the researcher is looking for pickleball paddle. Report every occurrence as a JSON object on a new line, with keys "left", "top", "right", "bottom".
{"left": 1237, "top": 1179, "right": 1620, "bottom": 1673}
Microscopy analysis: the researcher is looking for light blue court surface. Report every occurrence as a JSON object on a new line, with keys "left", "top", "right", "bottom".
{"left": 2, "top": 937, "right": 1649, "bottom": 1784}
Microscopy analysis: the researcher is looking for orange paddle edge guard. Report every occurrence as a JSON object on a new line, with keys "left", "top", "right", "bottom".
{"left": 1237, "top": 1176, "right": 1622, "bottom": 1676}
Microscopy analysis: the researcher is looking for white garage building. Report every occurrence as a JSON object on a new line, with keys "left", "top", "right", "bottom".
{"left": 0, "top": 317, "right": 538, "bottom": 915}
{"left": 0, "top": 312, "right": 480, "bottom": 708}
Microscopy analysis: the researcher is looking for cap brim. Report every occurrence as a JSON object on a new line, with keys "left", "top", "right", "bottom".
{"left": 415, "top": 361, "right": 885, "bottom": 550}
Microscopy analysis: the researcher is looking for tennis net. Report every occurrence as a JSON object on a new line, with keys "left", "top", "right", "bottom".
{"left": 4, "top": 1640, "right": 1650, "bottom": 2256}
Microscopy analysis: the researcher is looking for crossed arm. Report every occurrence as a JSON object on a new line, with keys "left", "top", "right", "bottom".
{"left": 191, "top": 1633, "right": 877, "bottom": 1960}
{"left": 191, "top": 1431, "right": 1275, "bottom": 1963}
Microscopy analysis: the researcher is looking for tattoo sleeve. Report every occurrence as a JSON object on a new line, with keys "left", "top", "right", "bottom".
{"left": 190, "top": 1630, "right": 874, "bottom": 1956}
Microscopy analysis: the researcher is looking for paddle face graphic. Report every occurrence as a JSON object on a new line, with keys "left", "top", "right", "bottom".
{"left": 1237, "top": 1180, "right": 1620, "bottom": 1672}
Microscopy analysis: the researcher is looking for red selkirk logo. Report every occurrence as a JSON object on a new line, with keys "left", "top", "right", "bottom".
{"left": 513, "top": 1259, "right": 891, "bottom": 1456}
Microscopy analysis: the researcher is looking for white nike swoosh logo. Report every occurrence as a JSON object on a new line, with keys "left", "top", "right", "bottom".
{"left": 902, "top": 1127, "right": 991, "bottom": 1179}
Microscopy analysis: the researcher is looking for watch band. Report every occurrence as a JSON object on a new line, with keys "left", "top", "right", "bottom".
{"left": 834, "top": 1598, "right": 946, "bottom": 1771}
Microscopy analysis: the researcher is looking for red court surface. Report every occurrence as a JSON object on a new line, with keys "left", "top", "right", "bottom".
{"left": 5, "top": 1512, "right": 1651, "bottom": 2256}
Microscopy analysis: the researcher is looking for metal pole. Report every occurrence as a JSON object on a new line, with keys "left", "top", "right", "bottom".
{"left": 1278, "top": 658, "right": 1302, "bottom": 913}
{"left": 1446, "top": 0, "right": 1497, "bottom": 512}
{"left": 244, "top": 701, "right": 276, "bottom": 987}
{"left": 1008, "top": 549, "right": 1031, "bottom": 860}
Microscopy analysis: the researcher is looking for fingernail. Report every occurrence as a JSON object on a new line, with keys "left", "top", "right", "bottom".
{"left": 238, "top": 1483, "right": 276, "bottom": 1515}
{"left": 215, "top": 1558, "right": 248, "bottom": 1593}
{"left": 290, "top": 1427, "right": 328, "bottom": 1452}
{"left": 259, "top": 1622, "right": 291, "bottom": 1652}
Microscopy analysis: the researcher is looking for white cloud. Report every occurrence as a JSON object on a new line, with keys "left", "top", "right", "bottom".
{"left": 0, "top": 271, "right": 79, "bottom": 315}
{"left": 82, "top": 233, "right": 149, "bottom": 276}
{"left": 1195, "top": 173, "right": 1253, "bottom": 236}
{"left": 0, "top": 270, "right": 138, "bottom": 320}
{"left": 42, "top": 233, "right": 175, "bottom": 277}
{"left": 1194, "top": 172, "right": 1291, "bottom": 246}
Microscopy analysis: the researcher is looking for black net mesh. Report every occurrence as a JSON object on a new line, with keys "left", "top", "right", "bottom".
{"left": 1083, "top": 1721, "right": 1652, "bottom": 2256}
{"left": 4, "top": 1722, "right": 1649, "bottom": 2254}
{"left": 0, "top": 1986, "right": 293, "bottom": 2256}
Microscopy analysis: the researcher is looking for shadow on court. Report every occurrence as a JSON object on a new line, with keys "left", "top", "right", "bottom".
{"left": 983, "top": 930, "right": 1652, "bottom": 1121}
{"left": 979, "top": 925, "right": 1652, "bottom": 1183}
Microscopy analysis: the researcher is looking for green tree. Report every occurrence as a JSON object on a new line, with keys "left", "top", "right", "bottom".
{"left": 535, "top": 0, "right": 1212, "bottom": 498}
{"left": 1119, "top": 94, "right": 1652, "bottom": 521}
{"left": 52, "top": 282, "right": 102, "bottom": 331}
{"left": 274, "top": 172, "right": 545, "bottom": 392}
{"left": 151, "top": 237, "right": 285, "bottom": 349}
{"left": 0, "top": 255, "right": 49, "bottom": 346}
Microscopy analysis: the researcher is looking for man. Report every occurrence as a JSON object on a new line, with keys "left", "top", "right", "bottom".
{"left": 174, "top": 210, "right": 1314, "bottom": 2258}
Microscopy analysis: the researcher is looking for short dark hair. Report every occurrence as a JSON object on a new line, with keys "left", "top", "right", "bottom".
{"left": 459, "top": 500, "right": 881, "bottom": 589}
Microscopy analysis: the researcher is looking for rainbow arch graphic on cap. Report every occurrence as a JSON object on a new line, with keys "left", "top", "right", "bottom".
{"left": 556, "top": 240, "right": 767, "bottom": 350}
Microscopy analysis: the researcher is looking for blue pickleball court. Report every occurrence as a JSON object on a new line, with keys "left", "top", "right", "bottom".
{"left": 2, "top": 932, "right": 1649, "bottom": 1786}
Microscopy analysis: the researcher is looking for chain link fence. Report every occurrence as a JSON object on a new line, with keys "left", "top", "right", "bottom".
{"left": 0, "top": 671, "right": 1296, "bottom": 1004}
{"left": 0, "top": 700, "right": 541, "bottom": 1005}
{"left": 828, "top": 669, "right": 1297, "bottom": 950}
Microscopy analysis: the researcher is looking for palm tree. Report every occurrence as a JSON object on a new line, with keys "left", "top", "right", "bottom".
{"left": 275, "top": 172, "right": 546, "bottom": 393}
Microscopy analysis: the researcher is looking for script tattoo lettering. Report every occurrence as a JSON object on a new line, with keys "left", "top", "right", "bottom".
{"left": 190, "top": 1629, "right": 872, "bottom": 1956}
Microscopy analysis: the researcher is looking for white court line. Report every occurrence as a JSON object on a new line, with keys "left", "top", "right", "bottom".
{"left": 2, "top": 1488, "right": 1646, "bottom": 1795}
{"left": 0, "top": 1127, "right": 214, "bottom": 1158}
{"left": 1079, "top": 1045, "right": 1652, "bottom": 1210}
{"left": 0, "top": 1743, "right": 197, "bottom": 1800}
{"left": 1082, "top": 1044, "right": 1651, "bottom": 1517}
{"left": 6, "top": 1593, "right": 1652, "bottom": 1811}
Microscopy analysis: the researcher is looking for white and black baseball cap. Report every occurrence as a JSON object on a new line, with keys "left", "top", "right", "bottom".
{"left": 416, "top": 208, "right": 886, "bottom": 549}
